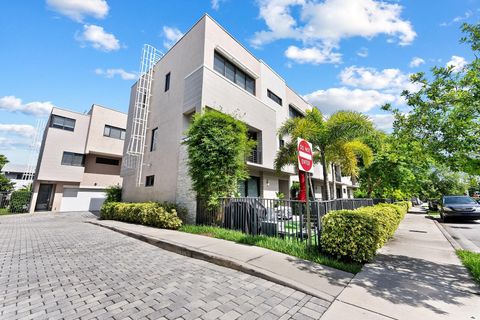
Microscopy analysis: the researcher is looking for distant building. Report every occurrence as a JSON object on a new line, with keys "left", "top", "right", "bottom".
{"left": 1, "top": 163, "right": 33, "bottom": 190}
{"left": 30, "top": 104, "right": 127, "bottom": 212}
{"left": 121, "top": 14, "right": 358, "bottom": 222}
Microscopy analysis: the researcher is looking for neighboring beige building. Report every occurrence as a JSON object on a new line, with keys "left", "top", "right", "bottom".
{"left": 30, "top": 104, "right": 127, "bottom": 212}
{"left": 122, "top": 14, "right": 357, "bottom": 222}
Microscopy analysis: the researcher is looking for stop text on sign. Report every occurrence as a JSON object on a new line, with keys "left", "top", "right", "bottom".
{"left": 297, "top": 138, "right": 314, "bottom": 173}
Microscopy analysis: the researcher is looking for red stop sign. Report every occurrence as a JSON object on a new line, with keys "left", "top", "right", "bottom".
{"left": 298, "top": 138, "right": 313, "bottom": 173}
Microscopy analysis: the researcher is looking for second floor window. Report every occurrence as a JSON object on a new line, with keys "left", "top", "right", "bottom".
{"left": 50, "top": 115, "right": 76, "bottom": 131}
{"left": 150, "top": 128, "right": 158, "bottom": 151}
{"left": 104, "top": 125, "right": 126, "bottom": 140}
{"left": 96, "top": 157, "right": 120, "bottom": 166}
{"left": 289, "top": 105, "right": 304, "bottom": 118}
{"left": 214, "top": 51, "right": 255, "bottom": 95}
{"left": 165, "top": 72, "right": 170, "bottom": 92}
{"left": 267, "top": 90, "right": 282, "bottom": 106}
{"left": 61, "top": 152, "right": 85, "bottom": 167}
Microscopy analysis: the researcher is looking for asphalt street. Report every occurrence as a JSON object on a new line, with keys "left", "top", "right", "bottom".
{"left": 440, "top": 218, "right": 480, "bottom": 253}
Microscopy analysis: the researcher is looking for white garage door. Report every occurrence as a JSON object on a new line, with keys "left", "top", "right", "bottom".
{"left": 60, "top": 188, "right": 106, "bottom": 212}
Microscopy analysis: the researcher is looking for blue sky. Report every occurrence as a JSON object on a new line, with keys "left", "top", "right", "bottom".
{"left": 0, "top": 0, "right": 477, "bottom": 164}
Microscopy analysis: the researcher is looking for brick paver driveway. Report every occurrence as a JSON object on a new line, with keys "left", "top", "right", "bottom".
{"left": 0, "top": 212, "right": 329, "bottom": 320}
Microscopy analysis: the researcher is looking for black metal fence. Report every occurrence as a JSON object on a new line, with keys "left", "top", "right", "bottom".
{"left": 196, "top": 197, "right": 375, "bottom": 248}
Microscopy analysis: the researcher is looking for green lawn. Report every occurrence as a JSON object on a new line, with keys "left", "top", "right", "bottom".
{"left": 0, "top": 208, "right": 9, "bottom": 215}
{"left": 457, "top": 250, "right": 480, "bottom": 284}
{"left": 179, "top": 225, "right": 362, "bottom": 274}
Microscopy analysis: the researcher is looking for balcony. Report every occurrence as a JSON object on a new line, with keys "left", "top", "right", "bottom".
{"left": 247, "top": 149, "right": 262, "bottom": 165}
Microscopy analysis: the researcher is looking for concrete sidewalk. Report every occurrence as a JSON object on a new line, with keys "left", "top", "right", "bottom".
{"left": 322, "top": 213, "right": 480, "bottom": 320}
{"left": 89, "top": 220, "right": 354, "bottom": 306}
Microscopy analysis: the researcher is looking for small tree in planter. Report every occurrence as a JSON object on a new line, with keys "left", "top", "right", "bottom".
{"left": 183, "top": 109, "right": 255, "bottom": 208}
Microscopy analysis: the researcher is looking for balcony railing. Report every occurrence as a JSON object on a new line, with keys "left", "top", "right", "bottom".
{"left": 247, "top": 149, "right": 262, "bottom": 164}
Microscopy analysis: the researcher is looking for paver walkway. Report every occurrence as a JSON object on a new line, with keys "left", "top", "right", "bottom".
{"left": 0, "top": 212, "right": 332, "bottom": 319}
{"left": 321, "top": 212, "right": 480, "bottom": 320}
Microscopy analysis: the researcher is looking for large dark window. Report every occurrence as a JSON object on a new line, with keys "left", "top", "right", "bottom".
{"left": 96, "top": 157, "right": 120, "bottom": 166}
{"left": 289, "top": 105, "right": 304, "bottom": 118}
{"left": 61, "top": 152, "right": 85, "bottom": 167}
{"left": 150, "top": 128, "right": 158, "bottom": 152}
{"left": 50, "top": 115, "right": 76, "bottom": 131}
{"left": 237, "top": 176, "right": 260, "bottom": 197}
{"left": 213, "top": 51, "right": 255, "bottom": 95}
{"left": 267, "top": 89, "right": 282, "bottom": 106}
{"left": 145, "top": 175, "right": 155, "bottom": 187}
{"left": 104, "top": 125, "right": 126, "bottom": 140}
{"left": 165, "top": 72, "right": 170, "bottom": 92}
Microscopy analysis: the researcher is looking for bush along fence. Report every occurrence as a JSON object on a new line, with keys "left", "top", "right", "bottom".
{"left": 0, "top": 191, "right": 32, "bottom": 213}
{"left": 197, "top": 197, "right": 410, "bottom": 263}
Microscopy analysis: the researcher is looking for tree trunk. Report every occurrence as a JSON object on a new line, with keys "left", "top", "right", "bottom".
{"left": 321, "top": 150, "right": 330, "bottom": 200}
{"left": 331, "top": 163, "right": 336, "bottom": 199}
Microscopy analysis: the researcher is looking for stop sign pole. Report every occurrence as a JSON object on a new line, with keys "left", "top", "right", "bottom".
{"left": 298, "top": 138, "right": 314, "bottom": 247}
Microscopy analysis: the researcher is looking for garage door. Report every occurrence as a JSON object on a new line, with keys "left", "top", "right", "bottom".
{"left": 60, "top": 188, "right": 106, "bottom": 212}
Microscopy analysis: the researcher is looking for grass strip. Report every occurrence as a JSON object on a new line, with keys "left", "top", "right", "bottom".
{"left": 179, "top": 224, "right": 362, "bottom": 274}
{"left": 457, "top": 250, "right": 480, "bottom": 284}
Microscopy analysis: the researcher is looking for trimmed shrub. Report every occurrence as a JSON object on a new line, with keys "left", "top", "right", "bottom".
{"left": 321, "top": 210, "right": 383, "bottom": 263}
{"left": 100, "top": 202, "right": 182, "bottom": 230}
{"left": 9, "top": 191, "right": 32, "bottom": 213}
{"left": 321, "top": 203, "right": 406, "bottom": 263}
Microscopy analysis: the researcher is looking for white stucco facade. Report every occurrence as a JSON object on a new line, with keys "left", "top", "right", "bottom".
{"left": 121, "top": 15, "right": 358, "bottom": 222}
{"left": 30, "top": 104, "right": 127, "bottom": 213}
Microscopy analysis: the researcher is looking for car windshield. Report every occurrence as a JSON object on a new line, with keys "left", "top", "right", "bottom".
{"left": 444, "top": 197, "right": 477, "bottom": 205}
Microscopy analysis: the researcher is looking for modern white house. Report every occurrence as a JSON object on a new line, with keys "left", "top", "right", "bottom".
{"left": 29, "top": 104, "right": 127, "bottom": 213}
{"left": 1, "top": 163, "right": 33, "bottom": 190}
{"left": 121, "top": 14, "right": 358, "bottom": 222}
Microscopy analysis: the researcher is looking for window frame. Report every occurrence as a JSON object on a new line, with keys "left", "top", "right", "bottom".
{"left": 50, "top": 115, "right": 76, "bottom": 132}
{"left": 61, "top": 152, "right": 85, "bottom": 167}
{"left": 213, "top": 51, "right": 256, "bottom": 95}
{"left": 145, "top": 175, "right": 155, "bottom": 187}
{"left": 165, "top": 72, "right": 171, "bottom": 92}
{"left": 95, "top": 157, "right": 120, "bottom": 166}
{"left": 267, "top": 89, "right": 282, "bottom": 106}
{"left": 104, "top": 125, "right": 126, "bottom": 140}
{"left": 150, "top": 127, "right": 158, "bottom": 152}
{"left": 288, "top": 104, "right": 304, "bottom": 118}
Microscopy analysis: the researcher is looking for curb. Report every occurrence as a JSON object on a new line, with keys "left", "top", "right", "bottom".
{"left": 87, "top": 221, "right": 337, "bottom": 302}
{"left": 433, "top": 219, "right": 463, "bottom": 251}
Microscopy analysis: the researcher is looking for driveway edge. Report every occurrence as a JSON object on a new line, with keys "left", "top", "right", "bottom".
{"left": 87, "top": 221, "right": 337, "bottom": 302}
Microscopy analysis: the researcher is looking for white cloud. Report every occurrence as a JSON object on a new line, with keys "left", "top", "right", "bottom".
{"left": 211, "top": 0, "right": 225, "bottom": 10}
{"left": 339, "top": 66, "right": 412, "bottom": 91}
{"left": 357, "top": 47, "right": 369, "bottom": 58}
{"left": 0, "top": 96, "right": 54, "bottom": 117}
{"left": 440, "top": 10, "right": 473, "bottom": 27}
{"left": 76, "top": 24, "right": 120, "bottom": 52}
{"left": 285, "top": 46, "right": 341, "bottom": 64}
{"left": 409, "top": 57, "right": 425, "bottom": 68}
{"left": 446, "top": 55, "right": 467, "bottom": 72}
{"left": 162, "top": 26, "right": 184, "bottom": 49}
{"left": 304, "top": 87, "right": 395, "bottom": 113}
{"left": 95, "top": 68, "right": 137, "bottom": 80}
{"left": 252, "top": 0, "right": 416, "bottom": 64}
{"left": 46, "top": 0, "right": 109, "bottom": 22}
{"left": 368, "top": 114, "right": 395, "bottom": 131}
{"left": 0, "top": 124, "right": 36, "bottom": 138}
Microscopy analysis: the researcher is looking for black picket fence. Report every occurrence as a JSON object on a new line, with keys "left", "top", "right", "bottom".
{"left": 196, "top": 197, "right": 377, "bottom": 248}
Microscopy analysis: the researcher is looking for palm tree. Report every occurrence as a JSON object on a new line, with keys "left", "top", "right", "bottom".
{"left": 275, "top": 108, "right": 374, "bottom": 200}
{"left": 326, "top": 140, "right": 374, "bottom": 198}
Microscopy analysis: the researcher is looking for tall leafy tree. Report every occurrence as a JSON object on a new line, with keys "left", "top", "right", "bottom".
{"left": 275, "top": 108, "right": 374, "bottom": 200}
{"left": 385, "top": 23, "right": 480, "bottom": 175}
{"left": 183, "top": 109, "right": 254, "bottom": 206}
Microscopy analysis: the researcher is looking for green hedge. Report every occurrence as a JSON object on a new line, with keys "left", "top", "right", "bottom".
{"left": 100, "top": 202, "right": 183, "bottom": 230}
{"left": 321, "top": 203, "right": 406, "bottom": 263}
{"left": 9, "top": 191, "right": 32, "bottom": 213}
